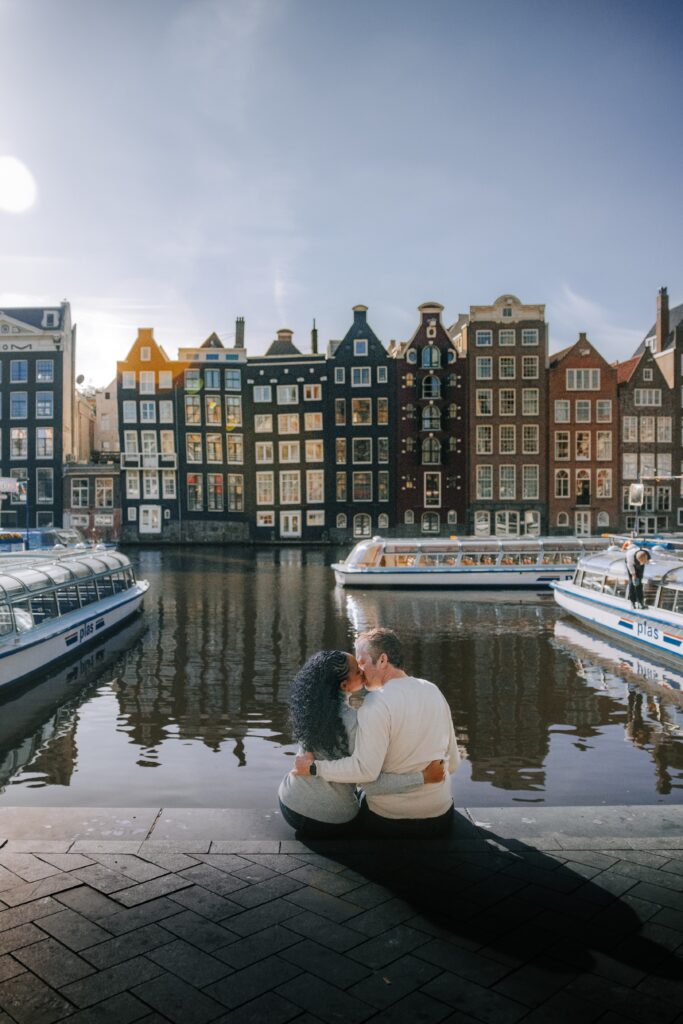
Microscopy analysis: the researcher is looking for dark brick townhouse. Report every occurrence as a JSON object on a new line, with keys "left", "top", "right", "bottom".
{"left": 548, "top": 334, "right": 619, "bottom": 535}
{"left": 394, "top": 302, "right": 466, "bottom": 534}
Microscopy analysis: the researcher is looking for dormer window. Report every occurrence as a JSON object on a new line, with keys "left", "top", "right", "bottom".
{"left": 502, "top": 307, "right": 513, "bottom": 318}
{"left": 141, "top": 346, "right": 151, "bottom": 361}
{"left": 354, "top": 339, "right": 368, "bottom": 357}
{"left": 41, "top": 310, "right": 59, "bottom": 329}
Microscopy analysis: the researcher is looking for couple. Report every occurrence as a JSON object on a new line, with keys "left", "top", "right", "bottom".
{"left": 278, "top": 627, "right": 460, "bottom": 837}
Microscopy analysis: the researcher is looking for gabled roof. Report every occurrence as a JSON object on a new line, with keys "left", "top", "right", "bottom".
{"left": 265, "top": 337, "right": 301, "bottom": 356}
{"left": 548, "top": 345, "right": 573, "bottom": 367}
{"left": 634, "top": 300, "right": 683, "bottom": 356}
{"left": 614, "top": 356, "right": 639, "bottom": 384}
{"left": 200, "top": 332, "right": 224, "bottom": 349}
{"left": 0, "top": 305, "right": 65, "bottom": 330}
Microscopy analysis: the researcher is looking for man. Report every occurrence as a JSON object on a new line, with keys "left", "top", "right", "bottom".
{"left": 293, "top": 627, "right": 460, "bottom": 836}
{"left": 626, "top": 547, "right": 651, "bottom": 609}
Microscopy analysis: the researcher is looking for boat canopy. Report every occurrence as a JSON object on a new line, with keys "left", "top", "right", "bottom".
{"left": 343, "top": 535, "right": 608, "bottom": 569}
{"left": 577, "top": 550, "right": 683, "bottom": 587}
{"left": 0, "top": 551, "right": 132, "bottom": 602}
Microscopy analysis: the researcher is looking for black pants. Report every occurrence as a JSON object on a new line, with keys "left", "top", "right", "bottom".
{"left": 357, "top": 799, "right": 454, "bottom": 838}
{"left": 628, "top": 579, "right": 644, "bottom": 606}
{"left": 279, "top": 799, "right": 357, "bottom": 838}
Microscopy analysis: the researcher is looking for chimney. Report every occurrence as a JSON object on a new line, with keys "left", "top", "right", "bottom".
{"left": 235, "top": 316, "right": 245, "bottom": 349}
{"left": 656, "top": 287, "right": 669, "bottom": 352}
{"left": 311, "top": 318, "right": 318, "bottom": 354}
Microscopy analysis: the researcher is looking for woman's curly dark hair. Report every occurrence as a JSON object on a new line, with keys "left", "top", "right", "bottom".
{"left": 288, "top": 650, "right": 351, "bottom": 758}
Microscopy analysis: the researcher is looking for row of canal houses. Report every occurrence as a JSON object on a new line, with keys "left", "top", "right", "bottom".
{"left": 112, "top": 288, "right": 683, "bottom": 542}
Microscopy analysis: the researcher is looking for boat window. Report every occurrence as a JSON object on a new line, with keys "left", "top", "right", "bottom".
{"left": 500, "top": 553, "right": 522, "bottom": 565}
{"left": 29, "top": 592, "right": 59, "bottom": 623}
{"left": 66, "top": 560, "right": 94, "bottom": 579}
{"left": 112, "top": 572, "right": 131, "bottom": 593}
{"left": 580, "top": 571, "right": 604, "bottom": 593}
{"left": 602, "top": 576, "right": 624, "bottom": 597}
{"left": 0, "top": 604, "right": 13, "bottom": 635}
{"left": 658, "top": 587, "right": 679, "bottom": 613}
{"left": 78, "top": 580, "right": 100, "bottom": 606}
{"left": 56, "top": 585, "right": 81, "bottom": 614}
{"left": 0, "top": 575, "right": 26, "bottom": 598}
{"left": 355, "top": 545, "right": 382, "bottom": 568}
{"left": 13, "top": 602, "right": 34, "bottom": 633}
{"left": 42, "top": 563, "right": 76, "bottom": 585}
{"left": 19, "top": 569, "right": 52, "bottom": 592}
{"left": 574, "top": 570, "right": 583, "bottom": 586}
{"left": 96, "top": 575, "right": 115, "bottom": 598}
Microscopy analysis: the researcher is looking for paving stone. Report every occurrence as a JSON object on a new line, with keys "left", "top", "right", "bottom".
{"left": 423, "top": 972, "right": 527, "bottom": 1023}
{"left": 0, "top": 865, "right": 25, "bottom": 891}
{"left": 0, "top": 897, "right": 63, "bottom": 932}
{"left": 611, "top": 859, "right": 683, "bottom": 890}
{"left": 90, "top": 855, "right": 168, "bottom": 882}
{"left": 347, "top": 953, "right": 440, "bottom": 1009}
{"left": 209, "top": 841, "right": 280, "bottom": 854}
{"left": 284, "top": 887, "right": 359, "bottom": 923}
{"left": 13, "top": 937, "right": 95, "bottom": 987}
{"left": 229, "top": 862, "right": 278, "bottom": 884}
{"left": 566, "top": 972, "right": 681, "bottom": 1023}
{"left": 169, "top": 885, "right": 242, "bottom": 921}
{"left": 60, "top": 956, "right": 165, "bottom": 1008}
{"left": 72, "top": 864, "right": 137, "bottom": 894}
{"left": 342, "top": 882, "right": 396, "bottom": 909}
{"left": 224, "top": 898, "right": 302, "bottom": 937}
{"left": 276, "top": 972, "right": 375, "bottom": 1024}
{"left": 211, "top": 991, "right": 301, "bottom": 1024}
{"left": 146, "top": 937, "right": 233, "bottom": 986}
{"left": 0, "top": 954, "right": 25, "bottom": 982}
{"left": 554, "top": 851, "right": 618, "bottom": 871}
{"left": 54, "top": 886, "right": 123, "bottom": 920}
{"left": 628, "top": 881, "right": 683, "bottom": 912}
{"left": 283, "top": 910, "right": 365, "bottom": 953}
{"left": 36, "top": 908, "right": 112, "bottom": 951}
{"left": 136, "top": 851, "right": 201, "bottom": 873}
{"left": 97, "top": 897, "right": 184, "bottom": 935}
{"left": 365, "top": 990, "right": 453, "bottom": 1024}
{"left": 651, "top": 906, "right": 683, "bottom": 932}
{"left": 280, "top": 939, "right": 370, "bottom": 988}
{"left": 661, "top": 858, "right": 683, "bottom": 878}
{"left": 286, "top": 865, "right": 362, "bottom": 897}
{"left": 291, "top": 853, "right": 347, "bottom": 874}
{"left": 0, "top": 970, "right": 74, "bottom": 1023}
{"left": 70, "top": 841, "right": 143, "bottom": 855}
{"left": 137, "top": 841, "right": 211, "bottom": 855}
{"left": 347, "top": 925, "right": 427, "bottom": 969}
{"left": 346, "top": 898, "right": 414, "bottom": 938}
{"left": 491, "top": 956, "right": 578, "bottom": 1007}
{"left": 112, "top": 873, "right": 194, "bottom": 907}
{"left": 228, "top": 875, "right": 304, "bottom": 908}
{"left": 0, "top": 922, "right": 45, "bottom": 955}
{"left": 2, "top": 841, "right": 71, "bottom": 854}
{"left": 0, "top": 872, "right": 82, "bottom": 907}
{"left": 519, "top": 991, "right": 605, "bottom": 1023}
{"left": 206, "top": 954, "right": 302, "bottom": 1009}
{"left": 81, "top": 923, "right": 174, "bottom": 968}
{"left": 413, "top": 937, "right": 510, "bottom": 986}
{"left": 178, "top": 864, "right": 249, "bottom": 897}
{"left": 62, "top": 990, "right": 151, "bottom": 1023}
{"left": 194, "top": 855, "right": 253, "bottom": 874}
{"left": 36, "top": 854, "right": 96, "bottom": 872}
{"left": 160, "top": 909, "right": 235, "bottom": 952}
{"left": 239, "top": 854, "right": 305, "bottom": 874}
{"left": 214, "top": 924, "right": 302, "bottom": 968}
{"left": 132, "top": 972, "right": 230, "bottom": 1024}
{"left": 0, "top": 853, "right": 64, "bottom": 882}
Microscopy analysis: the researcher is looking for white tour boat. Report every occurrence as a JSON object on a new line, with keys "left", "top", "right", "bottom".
{"left": 332, "top": 536, "right": 609, "bottom": 589}
{"left": 552, "top": 547, "right": 683, "bottom": 665}
{"left": 0, "top": 550, "right": 149, "bottom": 691}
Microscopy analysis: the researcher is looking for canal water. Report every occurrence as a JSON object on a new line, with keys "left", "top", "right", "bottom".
{"left": 1, "top": 546, "right": 682, "bottom": 808}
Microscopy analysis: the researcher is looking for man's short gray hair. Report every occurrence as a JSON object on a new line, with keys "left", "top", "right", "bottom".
{"left": 356, "top": 627, "right": 404, "bottom": 668}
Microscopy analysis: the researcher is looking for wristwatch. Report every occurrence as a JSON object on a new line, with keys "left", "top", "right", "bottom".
{"left": 309, "top": 762, "right": 317, "bottom": 776}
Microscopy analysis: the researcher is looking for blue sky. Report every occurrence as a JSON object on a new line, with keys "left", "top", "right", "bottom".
{"left": 1, "top": 0, "right": 681, "bottom": 384}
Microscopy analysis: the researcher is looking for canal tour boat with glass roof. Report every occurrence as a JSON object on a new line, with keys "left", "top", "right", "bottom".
{"left": 0, "top": 550, "right": 149, "bottom": 691}
{"left": 552, "top": 547, "right": 683, "bottom": 664}
{"left": 332, "top": 536, "right": 609, "bottom": 589}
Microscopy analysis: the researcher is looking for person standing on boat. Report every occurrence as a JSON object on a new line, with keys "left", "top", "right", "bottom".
{"left": 293, "top": 628, "right": 460, "bottom": 837}
{"left": 626, "top": 548, "right": 651, "bottom": 609}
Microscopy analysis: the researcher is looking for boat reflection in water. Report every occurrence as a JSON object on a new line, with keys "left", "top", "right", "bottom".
{"left": 0, "top": 617, "right": 146, "bottom": 792}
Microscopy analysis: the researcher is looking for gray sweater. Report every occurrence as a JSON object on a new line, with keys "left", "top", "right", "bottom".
{"left": 278, "top": 702, "right": 424, "bottom": 824}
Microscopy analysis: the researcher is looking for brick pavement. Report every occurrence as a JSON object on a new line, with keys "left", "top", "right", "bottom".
{"left": 0, "top": 826, "right": 681, "bottom": 1023}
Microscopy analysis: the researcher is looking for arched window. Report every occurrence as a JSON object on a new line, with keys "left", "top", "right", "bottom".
{"left": 555, "top": 469, "right": 569, "bottom": 498}
{"left": 422, "top": 438, "right": 441, "bottom": 465}
{"left": 597, "top": 511, "right": 610, "bottom": 527}
{"left": 405, "top": 372, "right": 415, "bottom": 388}
{"left": 404, "top": 510, "right": 414, "bottom": 525}
{"left": 378, "top": 513, "right": 389, "bottom": 529}
{"left": 448, "top": 373, "right": 458, "bottom": 386}
{"left": 421, "top": 512, "right": 440, "bottom": 534}
{"left": 405, "top": 438, "right": 416, "bottom": 452}
{"left": 557, "top": 512, "right": 569, "bottom": 527}
{"left": 474, "top": 511, "right": 490, "bottom": 536}
{"left": 421, "top": 406, "right": 441, "bottom": 431}
{"left": 422, "top": 376, "right": 441, "bottom": 399}
{"left": 448, "top": 403, "right": 458, "bottom": 418}
{"left": 407, "top": 350, "right": 417, "bottom": 364}
{"left": 422, "top": 346, "right": 441, "bottom": 369}
{"left": 353, "top": 513, "right": 372, "bottom": 538}
{"left": 447, "top": 510, "right": 457, "bottom": 525}
{"left": 336, "top": 513, "right": 347, "bottom": 529}
{"left": 448, "top": 437, "right": 458, "bottom": 451}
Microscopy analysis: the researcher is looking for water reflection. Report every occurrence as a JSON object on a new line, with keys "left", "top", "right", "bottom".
{"left": 0, "top": 547, "right": 681, "bottom": 806}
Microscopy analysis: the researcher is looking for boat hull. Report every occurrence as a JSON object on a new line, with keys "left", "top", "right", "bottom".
{"left": 552, "top": 582, "right": 683, "bottom": 661}
{"left": 333, "top": 566, "right": 574, "bottom": 589}
{"left": 0, "top": 582, "right": 149, "bottom": 691}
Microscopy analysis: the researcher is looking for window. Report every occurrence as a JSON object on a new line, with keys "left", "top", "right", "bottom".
{"left": 36, "top": 467, "right": 53, "bottom": 503}
{"left": 256, "top": 472, "right": 274, "bottom": 505}
{"left": 422, "top": 438, "right": 441, "bottom": 464}
{"left": 378, "top": 471, "right": 389, "bottom": 502}
{"left": 224, "top": 396, "right": 242, "bottom": 428}
{"left": 36, "top": 360, "right": 54, "bottom": 383}
{"left": 139, "top": 371, "right": 155, "bottom": 394}
{"left": 557, "top": 512, "right": 569, "bottom": 527}
{"left": 622, "top": 453, "right": 637, "bottom": 479}
{"left": 140, "top": 401, "right": 156, "bottom": 422}
{"left": 499, "top": 465, "right": 516, "bottom": 499}
{"left": 405, "top": 373, "right": 414, "bottom": 387}
{"left": 499, "top": 425, "right": 516, "bottom": 454}
{"left": 476, "top": 425, "right": 493, "bottom": 454}
{"left": 566, "top": 368, "right": 600, "bottom": 390}
{"left": 185, "top": 369, "right": 201, "bottom": 392}
{"left": 476, "top": 465, "right": 492, "bottom": 500}
{"left": 351, "top": 367, "right": 371, "bottom": 386}
{"left": 336, "top": 472, "right": 347, "bottom": 501}
{"left": 575, "top": 469, "right": 590, "bottom": 500}
{"left": 499, "top": 389, "right": 516, "bottom": 416}
{"left": 657, "top": 453, "right": 672, "bottom": 477}
{"left": 280, "top": 470, "right": 300, "bottom": 504}
{"left": 336, "top": 512, "right": 347, "bottom": 528}
{"left": 521, "top": 355, "right": 539, "bottom": 379}
{"left": 404, "top": 510, "right": 415, "bottom": 525}
{"left": 159, "top": 400, "right": 173, "bottom": 423}
{"left": 377, "top": 366, "right": 388, "bottom": 383}
{"left": 334, "top": 367, "right": 345, "bottom": 384}
{"left": 279, "top": 441, "right": 300, "bottom": 463}
{"left": 521, "top": 329, "right": 539, "bottom": 346}
{"left": 160, "top": 430, "right": 174, "bottom": 454}
{"left": 352, "top": 472, "right": 372, "bottom": 501}
{"left": 278, "top": 413, "right": 299, "bottom": 434}
{"left": 228, "top": 474, "right": 244, "bottom": 512}
{"left": 354, "top": 339, "right": 368, "bottom": 357}
{"left": 448, "top": 403, "right": 459, "bottom": 419}
{"left": 352, "top": 438, "right": 372, "bottom": 463}
{"left": 623, "top": 416, "right": 638, "bottom": 442}
{"left": 257, "top": 511, "right": 275, "bottom": 527}
{"left": 71, "top": 478, "right": 89, "bottom": 507}
{"left": 126, "top": 471, "right": 140, "bottom": 498}
{"left": 159, "top": 371, "right": 172, "bottom": 390}
{"left": 255, "top": 441, "right": 273, "bottom": 463}
{"left": 641, "top": 451, "right": 655, "bottom": 478}
{"left": 36, "top": 427, "right": 54, "bottom": 457}
{"left": 255, "top": 414, "right": 272, "bottom": 433}
{"left": 596, "top": 431, "right": 612, "bottom": 460}
{"left": 522, "top": 389, "right": 539, "bottom": 415}
{"left": 162, "top": 471, "right": 176, "bottom": 498}
{"left": 378, "top": 512, "right": 389, "bottom": 528}
{"left": 640, "top": 416, "right": 655, "bottom": 443}
{"left": 522, "top": 424, "right": 539, "bottom": 454}
{"left": 205, "top": 473, "right": 223, "bottom": 511}
{"left": 10, "top": 360, "right": 28, "bottom": 383}
{"left": 422, "top": 347, "right": 441, "bottom": 368}
{"left": 475, "top": 330, "right": 492, "bottom": 346}
{"left": 186, "top": 434, "right": 202, "bottom": 462}
{"left": 187, "top": 473, "right": 203, "bottom": 511}
{"left": 377, "top": 397, "right": 389, "bottom": 424}
{"left": 305, "top": 439, "right": 323, "bottom": 462}
{"left": 277, "top": 385, "right": 298, "bottom": 405}
{"left": 306, "top": 470, "right": 324, "bottom": 503}
{"left": 596, "top": 469, "right": 612, "bottom": 498}
{"left": 422, "top": 376, "right": 441, "bottom": 398}
{"left": 36, "top": 392, "right": 53, "bottom": 418}
{"left": 643, "top": 367, "right": 653, "bottom": 382}
{"left": 10, "top": 392, "right": 27, "bottom": 418}
{"left": 225, "top": 369, "right": 241, "bottom": 391}
{"left": 307, "top": 510, "right": 325, "bottom": 526}
{"left": 304, "top": 384, "right": 322, "bottom": 401}
{"left": 596, "top": 400, "right": 612, "bottom": 422}
{"left": 10, "top": 427, "right": 27, "bottom": 458}
{"left": 499, "top": 356, "right": 515, "bottom": 379}
{"left": 254, "top": 385, "right": 272, "bottom": 402}
{"left": 185, "top": 395, "right": 201, "bottom": 424}
{"left": 476, "top": 389, "right": 492, "bottom": 416}
{"left": 422, "top": 512, "right": 440, "bottom": 534}
{"left": 354, "top": 513, "right": 372, "bottom": 538}
{"left": 474, "top": 511, "right": 490, "bottom": 535}
{"left": 335, "top": 399, "right": 346, "bottom": 425}
{"left": 305, "top": 412, "right": 323, "bottom": 431}
{"left": 575, "top": 400, "right": 590, "bottom": 422}
{"left": 425, "top": 472, "right": 441, "bottom": 507}
{"left": 555, "top": 469, "right": 570, "bottom": 498}
{"left": 554, "top": 431, "right": 570, "bottom": 460}
{"left": 422, "top": 406, "right": 441, "bottom": 430}
{"left": 206, "top": 433, "right": 222, "bottom": 462}
{"left": 657, "top": 417, "right": 672, "bottom": 442}
{"left": 597, "top": 511, "right": 610, "bottom": 527}
{"left": 204, "top": 369, "right": 220, "bottom": 389}
{"left": 351, "top": 399, "right": 372, "bottom": 425}
{"left": 140, "top": 346, "right": 151, "bottom": 361}
{"left": 576, "top": 432, "right": 591, "bottom": 459}
{"left": 336, "top": 438, "right": 346, "bottom": 464}
{"left": 522, "top": 465, "right": 539, "bottom": 500}
{"left": 227, "top": 435, "right": 244, "bottom": 464}
{"left": 205, "top": 395, "right": 222, "bottom": 425}
{"left": 499, "top": 329, "right": 515, "bottom": 346}
{"left": 476, "top": 357, "right": 492, "bottom": 380}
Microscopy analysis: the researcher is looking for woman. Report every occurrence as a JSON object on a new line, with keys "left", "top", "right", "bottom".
{"left": 278, "top": 649, "right": 444, "bottom": 837}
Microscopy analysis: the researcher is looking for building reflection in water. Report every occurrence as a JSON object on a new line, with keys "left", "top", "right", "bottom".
{"left": 0, "top": 547, "right": 681, "bottom": 805}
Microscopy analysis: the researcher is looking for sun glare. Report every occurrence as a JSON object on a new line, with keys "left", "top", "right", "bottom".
{"left": 0, "top": 156, "right": 37, "bottom": 213}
